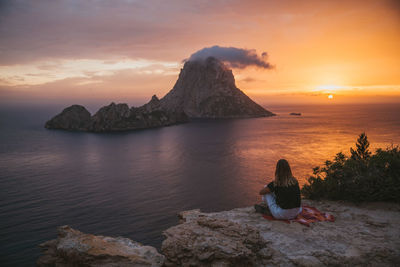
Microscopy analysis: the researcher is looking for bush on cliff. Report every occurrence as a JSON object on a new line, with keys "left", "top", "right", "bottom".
{"left": 301, "top": 133, "right": 400, "bottom": 202}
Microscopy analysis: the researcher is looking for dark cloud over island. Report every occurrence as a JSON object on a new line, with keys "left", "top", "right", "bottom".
{"left": 187, "top": 46, "right": 273, "bottom": 69}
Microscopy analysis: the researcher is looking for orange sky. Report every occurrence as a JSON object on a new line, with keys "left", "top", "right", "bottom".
{"left": 0, "top": 0, "right": 399, "bottom": 106}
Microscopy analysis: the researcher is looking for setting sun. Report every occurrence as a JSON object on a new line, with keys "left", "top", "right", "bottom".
{"left": 328, "top": 94, "right": 333, "bottom": 99}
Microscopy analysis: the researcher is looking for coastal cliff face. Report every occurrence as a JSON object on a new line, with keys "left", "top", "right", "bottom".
{"left": 37, "top": 200, "right": 400, "bottom": 266}
{"left": 90, "top": 98, "right": 187, "bottom": 132}
{"left": 160, "top": 57, "right": 274, "bottom": 118}
{"left": 45, "top": 57, "right": 273, "bottom": 132}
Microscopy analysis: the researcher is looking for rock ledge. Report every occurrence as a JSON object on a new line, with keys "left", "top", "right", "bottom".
{"left": 37, "top": 225, "right": 164, "bottom": 267}
{"left": 38, "top": 200, "right": 400, "bottom": 266}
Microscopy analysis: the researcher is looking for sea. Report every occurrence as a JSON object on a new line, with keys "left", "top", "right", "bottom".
{"left": 1, "top": 102, "right": 399, "bottom": 266}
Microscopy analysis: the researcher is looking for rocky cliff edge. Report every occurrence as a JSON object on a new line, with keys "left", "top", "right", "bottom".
{"left": 37, "top": 200, "right": 400, "bottom": 266}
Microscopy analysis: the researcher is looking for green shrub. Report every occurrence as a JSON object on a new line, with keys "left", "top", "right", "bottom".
{"left": 301, "top": 133, "right": 400, "bottom": 202}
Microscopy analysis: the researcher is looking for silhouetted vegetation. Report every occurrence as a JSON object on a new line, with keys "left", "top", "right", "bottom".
{"left": 301, "top": 133, "right": 400, "bottom": 202}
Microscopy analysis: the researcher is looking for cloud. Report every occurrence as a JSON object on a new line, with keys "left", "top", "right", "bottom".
{"left": 187, "top": 46, "right": 273, "bottom": 69}
{"left": 0, "top": 67, "right": 180, "bottom": 107}
{"left": 0, "top": 59, "right": 180, "bottom": 86}
{"left": 0, "top": 1, "right": 398, "bottom": 66}
{"left": 0, "top": 0, "right": 235, "bottom": 65}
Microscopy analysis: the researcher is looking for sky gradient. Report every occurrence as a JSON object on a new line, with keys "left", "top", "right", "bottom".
{"left": 1, "top": 0, "right": 399, "bottom": 106}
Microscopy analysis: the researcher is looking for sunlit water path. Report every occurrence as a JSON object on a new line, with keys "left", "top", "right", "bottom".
{"left": 1, "top": 103, "right": 399, "bottom": 266}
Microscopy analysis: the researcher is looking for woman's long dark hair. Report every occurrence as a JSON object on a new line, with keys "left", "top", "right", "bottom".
{"left": 274, "top": 159, "right": 298, "bottom": 187}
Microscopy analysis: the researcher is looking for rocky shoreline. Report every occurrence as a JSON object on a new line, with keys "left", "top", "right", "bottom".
{"left": 37, "top": 199, "right": 400, "bottom": 266}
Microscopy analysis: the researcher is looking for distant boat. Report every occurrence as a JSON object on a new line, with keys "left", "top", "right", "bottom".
{"left": 290, "top": 112, "right": 301, "bottom": 116}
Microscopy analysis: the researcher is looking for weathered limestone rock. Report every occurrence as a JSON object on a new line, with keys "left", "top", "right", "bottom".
{"left": 45, "top": 105, "right": 92, "bottom": 131}
{"left": 91, "top": 102, "right": 132, "bottom": 131}
{"left": 160, "top": 57, "right": 274, "bottom": 118}
{"left": 38, "top": 200, "right": 400, "bottom": 266}
{"left": 36, "top": 225, "right": 164, "bottom": 267}
{"left": 162, "top": 214, "right": 272, "bottom": 266}
{"left": 144, "top": 95, "right": 161, "bottom": 113}
{"left": 161, "top": 200, "right": 400, "bottom": 266}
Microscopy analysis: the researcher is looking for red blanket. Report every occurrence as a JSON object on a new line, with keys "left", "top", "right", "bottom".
{"left": 262, "top": 205, "right": 335, "bottom": 227}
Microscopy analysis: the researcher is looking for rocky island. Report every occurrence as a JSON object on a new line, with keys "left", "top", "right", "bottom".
{"left": 45, "top": 57, "right": 274, "bottom": 132}
{"left": 37, "top": 199, "right": 400, "bottom": 266}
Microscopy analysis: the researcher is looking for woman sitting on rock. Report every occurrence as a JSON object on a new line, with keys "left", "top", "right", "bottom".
{"left": 255, "top": 159, "right": 302, "bottom": 219}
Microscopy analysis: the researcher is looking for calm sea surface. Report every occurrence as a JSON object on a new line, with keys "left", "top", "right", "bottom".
{"left": 1, "top": 103, "right": 399, "bottom": 266}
